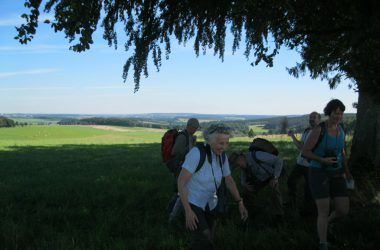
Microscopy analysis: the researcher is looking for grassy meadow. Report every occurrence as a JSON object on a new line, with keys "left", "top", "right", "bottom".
{"left": 0, "top": 125, "right": 378, "bottom": 249}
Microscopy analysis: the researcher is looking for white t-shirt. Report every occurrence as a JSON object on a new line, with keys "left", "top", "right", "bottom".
{"left": 182, "top": 146, "right": 231, "bottom": 210}
{"left": 296, "top": 128, "right": 312, "bottom": 167}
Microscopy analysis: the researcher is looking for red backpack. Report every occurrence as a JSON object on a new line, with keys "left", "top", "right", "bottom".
{"left": 161, "top": 129, "right": 179, "bottom": 163}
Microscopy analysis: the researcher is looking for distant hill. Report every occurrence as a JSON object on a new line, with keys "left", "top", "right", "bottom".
{"left": 3, "top": 113, "right": 356, "bottom": 135}
{"left": 3, "top": 113, "right": 279, "bottom": 122}
{"left": 108, "top": 113, "right": 278, "bottom": 121}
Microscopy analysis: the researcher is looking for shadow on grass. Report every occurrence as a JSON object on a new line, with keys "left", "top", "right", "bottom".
{"left": 0, "top": 142, "right": 378, "bottom": 249}
{"left": 0, "top": 143, "right": 178, "bottom": 249}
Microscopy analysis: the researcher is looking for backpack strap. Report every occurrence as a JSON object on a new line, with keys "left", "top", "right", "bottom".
{"left": 311, "top": 121, "right": 327, "bottom": 152}
{"left": 303, "top": 127, "right": 311, "bottom": 134}
{"left": 194, "top": 142, "right": 225, "bottom": 173}
{"left": 312, "top": 121, "right": 345, "bottom": 152}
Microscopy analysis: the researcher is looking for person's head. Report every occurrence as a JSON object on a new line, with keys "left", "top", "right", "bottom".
{"left": 323, "top": 99, "right": 345, "bottom": 124}
{"left": 309, "top": 111, "right": 321, "bottom": 128}
{"left": 186, "top": 118, "right": 200, "bottom": 135}
{"left": 228, "top": 152, "right": 247, "bottom": 169}
{"left": 203, "top": 124, "right": 231, "bottom": 155}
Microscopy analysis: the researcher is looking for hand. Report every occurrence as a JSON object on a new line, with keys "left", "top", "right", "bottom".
{"left": 238, "top": 201, "right": 248, "bottom": 221}
{"left": 185, "top": 208, "right": 198, "bottom": 231}
{"left": 321, "top": 157, "right": 337, "bottom": 166}
{"left": 344, "top": 170, "right": 353, "bottom": 180}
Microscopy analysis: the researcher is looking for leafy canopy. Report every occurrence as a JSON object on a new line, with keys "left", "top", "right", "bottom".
{"left": 16, "top": 0, "right": 380, "bottom": 92}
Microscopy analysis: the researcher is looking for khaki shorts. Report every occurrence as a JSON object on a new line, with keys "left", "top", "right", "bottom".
{"left": 309, "top": 168, "right": 348, "bottom": 199}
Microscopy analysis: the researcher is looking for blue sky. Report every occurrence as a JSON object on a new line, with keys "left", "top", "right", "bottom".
{"left": 0, "top": 1, "right": 358, "bottom": 116}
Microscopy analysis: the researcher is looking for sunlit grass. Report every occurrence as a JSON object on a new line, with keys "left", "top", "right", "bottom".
{"left": 249, "top": 124, "right": 269, "bottom": 134}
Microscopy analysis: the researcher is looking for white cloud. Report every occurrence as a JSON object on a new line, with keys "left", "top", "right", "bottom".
{"left": 0, "top": 15, "right": 23, "bottom": 26}
{"left": 0, "top": 68, "right": 60, "bottom": 77}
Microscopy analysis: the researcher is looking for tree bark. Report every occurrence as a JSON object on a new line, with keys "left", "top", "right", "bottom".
{"left": 349, "top": 90, "right": 380, "bottom": 171}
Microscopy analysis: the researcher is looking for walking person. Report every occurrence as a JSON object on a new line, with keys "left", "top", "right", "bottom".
{"left": 177, "top": 124, "right": 248, "bottom": 250}
{"left": 302, "top": 99, "right": 352, "bottom": 250}
{"left": 167, "top": 118, "right": 200, "bottom": 222}
{"left": 229, "top": 146, "right": 284, "bottom": 224}
{"left": 287, "top": 111, "right": 321, "bottom": 216}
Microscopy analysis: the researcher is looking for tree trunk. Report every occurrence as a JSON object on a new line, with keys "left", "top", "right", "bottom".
{"left": 349, "top": 90, "right": 380, "bottom": 171}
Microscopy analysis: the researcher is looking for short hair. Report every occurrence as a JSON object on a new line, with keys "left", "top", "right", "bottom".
{"left": 186, "top": 118, "right": 200, "bottom": 129}
{"left": 323, "top": 99, "right": 346, "bottom": 116}
{"left": 309, "top": 111, "right": 321, "bottom": 119}
{"left": 203, "top": 123, "right": 232, "bottom": 143}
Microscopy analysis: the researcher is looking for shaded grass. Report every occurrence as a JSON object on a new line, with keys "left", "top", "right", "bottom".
{"left": 0, "top": 143, "right": 176, "bottom": 249}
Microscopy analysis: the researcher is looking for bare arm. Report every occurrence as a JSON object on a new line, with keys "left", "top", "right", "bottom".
{"left": 177, "top": 168, "right": 198, "bottom": 230}
{"left": 225, "top": 175, "right": 248, "bottom": 221}
{"left": 288, "top": 130, "right": 302, "bottom": 150}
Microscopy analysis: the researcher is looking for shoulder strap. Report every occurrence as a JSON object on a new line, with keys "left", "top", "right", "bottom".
{"left": 194, "top": 142, "right": 225, "bottom": 173}
{"left": 304, "top": 127, "right": 311, "bottom": 133}
{"left": 194, "top": 143, "right": 210, "bottom": 173}
{"left": 312, "top": 121, "right": 326, "bottom": 152}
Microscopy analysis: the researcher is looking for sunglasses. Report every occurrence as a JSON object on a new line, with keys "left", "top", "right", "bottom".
{"left": 208, "top": 124, "right": 231, "bottom": 135}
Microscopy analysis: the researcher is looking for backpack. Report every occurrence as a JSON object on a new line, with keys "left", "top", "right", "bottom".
{"left": 161, "top": 128, "right": 189, "bottom": 163}
{"left": 248, "top": 138, "right": 280, "bottom": 179}
{"left": 249, "top": 138, "right": 279, "bottom": 156}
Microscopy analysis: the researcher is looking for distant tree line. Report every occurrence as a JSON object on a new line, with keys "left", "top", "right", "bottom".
{"left": 58, "top": 118, "right": 250, "bottom": 136}
{"left": 3, "top": 115, "right": 356, "bottom": 137}
{"left": 0, "top": 116, "right": 16, "bottom": 127}
{"left": 58, "top": 117, "right": 168, "bottom": 129}
{"left": 258, "top": 114, "right": 356, "bottom": 135}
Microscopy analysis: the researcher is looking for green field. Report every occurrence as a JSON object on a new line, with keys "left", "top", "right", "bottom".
{"left": 0, "top": 125, "right": 163, "bottom": 149}
{"left": 0, "top": 125, "right": 378, "bottom": 249}
{"left": 248, "top": 124, "right": 269, "bottom": 134}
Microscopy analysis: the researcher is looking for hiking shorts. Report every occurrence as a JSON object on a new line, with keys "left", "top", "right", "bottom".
{"left": 189, "top": 204, "right": 217, "bottom": 250}
{"left": 309, "top": 168, "right": 348, "bottom": 199}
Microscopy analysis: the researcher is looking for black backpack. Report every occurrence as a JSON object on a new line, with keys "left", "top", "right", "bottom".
{"left": 248, "top": 138, "right": 280, "bottom": 179}
{"left": 249, "top": 138, "right": 279, "bottom": 156}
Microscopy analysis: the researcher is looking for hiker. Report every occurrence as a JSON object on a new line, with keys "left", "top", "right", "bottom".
{"left": 167, "top": 118, "right": 200, "bottom": 221}
{"left": 177, "top": 124, "right": 248, "bottom": 250}
{"left": 169, "top": 118, "right": 200, "bottom": 179}
{"left": 229, "top": 144, "right": 285, "bottom": 224}
{"left": 287, "top": 111, "right": 321, "bottom": 216}
{"left": 302, "top": 99, "right": 352, "bottom": 250}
